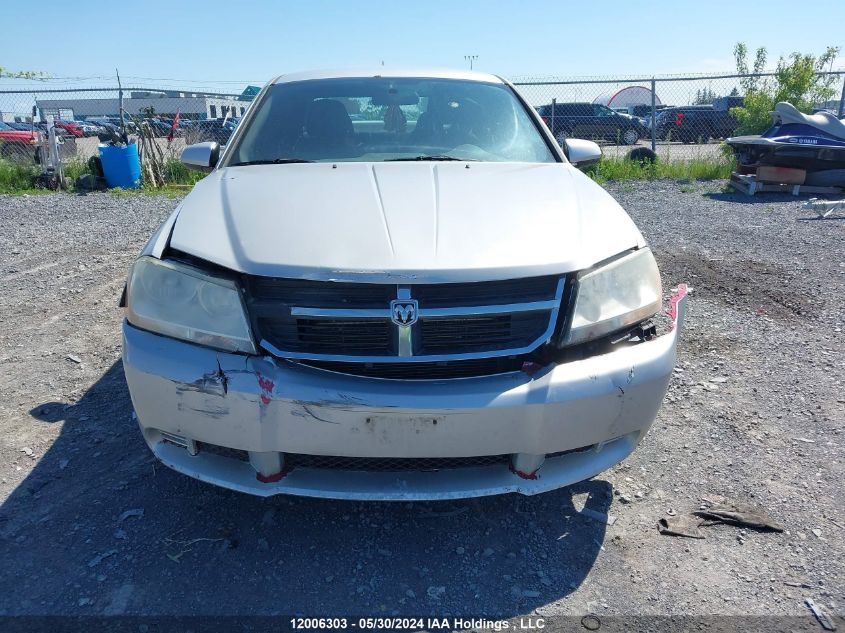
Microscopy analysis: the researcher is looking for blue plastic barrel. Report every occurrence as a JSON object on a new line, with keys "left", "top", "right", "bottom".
{"left": 99, "top": 143, "right": 142, "bottom": 189}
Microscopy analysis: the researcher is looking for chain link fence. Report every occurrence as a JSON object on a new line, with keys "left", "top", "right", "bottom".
{"left": 513, "top": 71, "right": 845, "bottom": 160}
{"left": 1, "top": 71, "right": 844, "bottom": 168}
{"left": 0, "top": 85, "right": 252, "bottom": 166}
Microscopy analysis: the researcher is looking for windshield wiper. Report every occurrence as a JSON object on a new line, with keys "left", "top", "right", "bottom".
{"left": 229, "top": 158, "right": 315, "bottom": 166}
{"left": 385, "top": 155, "right": 477, "bottom": 162}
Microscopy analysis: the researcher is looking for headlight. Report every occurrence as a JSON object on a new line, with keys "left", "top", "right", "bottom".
{"left": 562, "top": 248, "right": 662, "bottom": 346}
{"left": 126, "top": 257, "right": 255, "bottom": 353}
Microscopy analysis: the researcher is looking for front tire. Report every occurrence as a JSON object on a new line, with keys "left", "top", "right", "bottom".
{"left": 622, "top": 128, "right": 639, "bottom": 145}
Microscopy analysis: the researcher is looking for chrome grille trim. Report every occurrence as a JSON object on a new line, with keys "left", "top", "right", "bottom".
{"left": 289, "top": 299, "right": 561, "bottom": 318}
{"left": 257, "top": 278, "right": 565, "bottom": 363}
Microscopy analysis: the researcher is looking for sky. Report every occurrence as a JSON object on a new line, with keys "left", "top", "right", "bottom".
{"left": 2, "top": 0, "right": 843, "bottom": 92}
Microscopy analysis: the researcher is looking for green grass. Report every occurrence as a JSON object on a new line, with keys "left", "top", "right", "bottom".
{"left": 586, "top": 156, "right": 734, "bottom": 185}
{"left": 3, "top": 154, "right": 735, "bottom": 195}
{"left": 67, "top": 157, "right": 205, "bottom": 194}
{"left": 0, "top": 159, "right": 39, "bottom": 194}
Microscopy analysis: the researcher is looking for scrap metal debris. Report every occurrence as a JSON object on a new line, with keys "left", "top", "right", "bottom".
{"left": 695, "top": 497, "right": 784, "bottom": 532}
{"left": 805, "top": 598, "right": 837, "bottom": 631}
{"left": 658, "top": 516, "right": 705, "bottom": 539}
{"left": 658, "top": 496, "right": 784, "bottom": 538}
{"left": 803, "top": 198, "right": 845, "bottom": 219}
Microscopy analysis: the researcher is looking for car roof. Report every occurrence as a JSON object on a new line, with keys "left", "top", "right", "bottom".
{"left": 270, "top": 68, "right": 504, "bottom": 85}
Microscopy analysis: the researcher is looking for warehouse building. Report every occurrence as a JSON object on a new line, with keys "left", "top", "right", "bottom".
{"left": 36, "top": 90, "right": 249, "bottom": 122}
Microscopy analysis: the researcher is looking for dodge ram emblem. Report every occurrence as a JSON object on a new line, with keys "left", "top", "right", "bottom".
{"left": 390, "top": 300, "right": 418, "bottom": 326}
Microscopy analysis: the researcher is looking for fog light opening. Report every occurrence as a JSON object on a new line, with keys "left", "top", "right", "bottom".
{"left": 249, "top": 451, "right": 287, "bottom": 483}
{"left": 510, "top": 453, "right": 545, "bottom": 480}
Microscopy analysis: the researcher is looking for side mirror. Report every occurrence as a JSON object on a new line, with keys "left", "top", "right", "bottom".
{"left": 181, "top": 141, "right": 220, "bottom": 172}
{"left": 565, "top": 138, "right": 602, "bottom": 169}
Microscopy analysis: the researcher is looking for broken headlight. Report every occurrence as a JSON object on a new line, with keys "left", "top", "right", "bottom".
{"left": 126, "top": 257, "right": 256, "bottom": 353}
{"left": 562, "top": 248, "right": 662, "bottom": 346}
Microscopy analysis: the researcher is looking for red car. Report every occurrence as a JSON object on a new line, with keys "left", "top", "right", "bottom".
{"left": 52, "top": 120, "right": 85, "bottom": 138}
{"left": 0, "top": 121, "right": 43, "bottom": 161}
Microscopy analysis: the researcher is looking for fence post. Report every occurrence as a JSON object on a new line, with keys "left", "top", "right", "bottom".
{"left": 838, "top": 75, "right": 845, "bottom": 118}
{"left": 551, "top": 97, "right": 556, "bottom": 142}
{"left": 650, "top": 77, "right": 656, "bottom": 152}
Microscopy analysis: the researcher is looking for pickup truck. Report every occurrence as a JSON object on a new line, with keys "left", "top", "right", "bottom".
{"left": 0, "top": 121, "right": 42, "bottom": 162}
{"left": 654, "top": 106, "right": 739, "bottom": 143}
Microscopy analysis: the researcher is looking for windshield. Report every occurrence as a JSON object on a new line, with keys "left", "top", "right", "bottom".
{"left": 225, "top": 77, "right": 556, "bottom": 164}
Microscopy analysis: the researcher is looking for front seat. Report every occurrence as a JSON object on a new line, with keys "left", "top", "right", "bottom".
{"left": 298, "top": 99, "right": 355, "bottom": 155}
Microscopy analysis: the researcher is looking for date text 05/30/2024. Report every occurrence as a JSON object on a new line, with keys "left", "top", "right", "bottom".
{"left": 290, "top": 617, "right": 547, "bottom": 631}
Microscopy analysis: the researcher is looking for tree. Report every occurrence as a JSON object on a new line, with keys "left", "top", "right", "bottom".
{"left": 731, "top": 43, "right": 840, "bottom": 134}
{"left": 140, "top": 105, "right": 157, "bottom": 117}
{"left": 693, "top": 87, "right": 718, "bottom": 105}
{"left": 0, "top": 65, "right": 46, "bottom": 79}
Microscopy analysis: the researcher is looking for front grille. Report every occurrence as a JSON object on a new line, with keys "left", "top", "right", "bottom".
{"left": 414, "top": 276, "right": 560, "bottom": 308}
{"left": 258, "top": 316, "right": 394, "bottom": 355}
{"left": 197, "top": 442, "right": 249, "bottom": 462}
{"left": 248, "top": 277, "right": 394, "bottom": 307}
{"left": 283, "top": 453, "right": 510, "bottom": 472}
{"left": 243, "top": 275, "right": 565, "bottom": 367}
{"left": 300, "top": 356, "right": 525, "bottom": 379}
{"left": 418, "top": 312, "right": 551, "bottom": 355}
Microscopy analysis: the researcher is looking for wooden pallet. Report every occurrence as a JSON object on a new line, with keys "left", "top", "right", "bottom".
{"left": 729, "top": 173, "right": 843, "bottom": 196}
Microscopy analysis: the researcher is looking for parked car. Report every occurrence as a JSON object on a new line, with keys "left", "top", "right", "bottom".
{"left": 87, "top": 117, "right": 138, "bottom": 134}
{"left": 142, "top": 118, "right": 174, "bottom": 137}
{"left": 0, "top": 121, "right": 42, "bottom": 161}
{"left": 52, "top": 120, "right": 85, "bottom": 138}
{"left": 3, "top": 121, "right": 35, "bottom": 132}
{"left": 34, "top": 121, "right": 68, "bottom": 137}
{"left": 120, "top": 69, "right": 687, "bottom": 500}
{"left": 182, "top": 118, "right": 233, "bottom": 145}
{"left": 536, "top": 102, "right": 647, "bottom": 145}
{"left": 655, "top": 106, "right": 739, "bottom": 143}
{"left": 75, "top": 120, "right": 104, "bottom": 136}
{"left": 630, "top": 104, "right": 668, "bottom": 119}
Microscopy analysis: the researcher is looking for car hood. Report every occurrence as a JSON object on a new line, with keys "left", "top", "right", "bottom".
{"left": 169, "top": 162, "right": 645, "bottom": 283}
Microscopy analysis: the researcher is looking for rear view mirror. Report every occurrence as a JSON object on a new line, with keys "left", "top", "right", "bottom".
{"left": 181, "top": 142, "right": 220, "bottom": 172}
{"left": 566, "top": 139, "right": 602, "bottom": 168}
{"left": 370, "top": 90, "right": 420, "bottom": 106}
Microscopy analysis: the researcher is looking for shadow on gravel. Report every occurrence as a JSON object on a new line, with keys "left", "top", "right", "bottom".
{"left": 1, "top": 361, "right": 610, "bottom": 616}
{"left": 797, "top": 214, "right": 845, "bottom": 222}
{"left": 701, "top": 191, "right": 816, "bottom": 204}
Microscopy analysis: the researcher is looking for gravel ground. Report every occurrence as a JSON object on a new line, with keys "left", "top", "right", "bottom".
{"left": 0, "top": 182, "right": 842, "bottom": 623}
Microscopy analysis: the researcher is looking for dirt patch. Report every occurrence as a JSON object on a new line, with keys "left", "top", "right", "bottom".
{"left": 656, "top": 250, "right": 818, "bottom": 320}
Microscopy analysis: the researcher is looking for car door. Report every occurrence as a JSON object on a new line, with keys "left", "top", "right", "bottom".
{"left": 564, "top": 104, "right": 593, "bottom": 139}
{"left": 591, "top": 104, "right": 619, "bottom": 140}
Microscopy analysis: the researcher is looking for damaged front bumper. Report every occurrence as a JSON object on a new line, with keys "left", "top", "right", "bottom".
{"left": 122, "top": 290, "right": 688, "bottom": 501}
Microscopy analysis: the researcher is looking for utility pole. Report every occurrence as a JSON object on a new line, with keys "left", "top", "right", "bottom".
{"left": 464, "top": 55, "right": 478, "bottom": 70}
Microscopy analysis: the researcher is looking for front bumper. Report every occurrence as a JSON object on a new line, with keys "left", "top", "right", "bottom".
{"left": 122, "top": 291, "right": 687, "bottom": 500}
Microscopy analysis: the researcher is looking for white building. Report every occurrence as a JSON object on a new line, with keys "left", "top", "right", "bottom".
{"left": 36, "top": 90, "right": 248, "bottom": 121}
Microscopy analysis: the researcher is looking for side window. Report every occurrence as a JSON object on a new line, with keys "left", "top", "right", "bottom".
{"left": 593, "top": 105, "right": 613, "bottom": 117}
